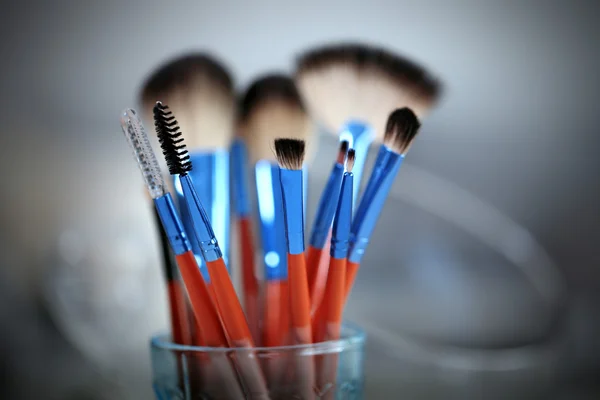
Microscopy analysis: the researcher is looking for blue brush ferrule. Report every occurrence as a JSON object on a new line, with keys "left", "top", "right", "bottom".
{"left": 339, "top": 121, "right": 374, "bottom": 208}
{"left": 180, "top": 175, "right": 223, "bottom": 263}
{"left": 230, "top": 139, "right": 250, "bottom": 217}
{"left": 330, "top": 172, "right": 354, "bottom": 259}
{"left": 348, "top": 153, "right": 404, "bottom": 264}
{"left": 279, "top": 168, "right": 305, "bottom": 255}
{"left": 309, "top": 163, "right": 344, "bottom": 249}
{"left": 153, "top": 193, "right": 192, "bottom": 256}
{"left": 255, "top": 161, "right": 288, "bottom": 280}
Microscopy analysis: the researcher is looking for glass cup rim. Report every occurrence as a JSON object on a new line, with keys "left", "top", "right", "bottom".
{"left": 150, "top": 321, "right": 366, "bottom": 354}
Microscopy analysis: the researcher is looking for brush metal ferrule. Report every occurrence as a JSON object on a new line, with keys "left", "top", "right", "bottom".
{"left": 179, "top": 174, "right": 223, "bottom": 263}
{"left": 279, "top": 168, "right": 305, "bottom": 255}
{"left": 255, "top": 161, "right": 288, "bottom": 280}
{"left": 153, "top": 193, "right": 192, "bottom": 256}
{"left": 339, "top": 121, "right": 374, "bottom": 207}
{"left": 174, "top": 151, "right": 230, "bottom": 273}
{"left": 309, "top": 163, "right": 344, "bottom": 249}
{"left": 330, "top": 172, "right": 354, "bottom": 259}
{"left": 348, "top": 153, "right": 404, "bottom": 264}
{"left": 353, "top": 146, "right": 401, "bottom": 229}
{"left": 231, "top": 139, "right": 250, "bottom": 217}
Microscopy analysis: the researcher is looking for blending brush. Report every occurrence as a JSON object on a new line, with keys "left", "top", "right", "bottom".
{"left": 238, "top": 74, "right": 314, "bottom": 350}
{"left": 295, "top": 42, "right": 441, "bottom": 205}
{"left": 230, "top": 135, "right": 260, "bottom": 344}
{"left": 154, "top": 102, "right": 270, "bottom": 398}
{"left": 141, "top": 53, "right": 236, "bottom": 283}
{"left": 306, "top": 140, "right": 348, "bottom": 312}
{"left": 275, "top": 138, "right": 315, "bottom": 399}
{"left": 119, "top": 109, "right": 243, "bottom": 398}
{"left": 346, "top": 108, "right": 421, "bottom": 301}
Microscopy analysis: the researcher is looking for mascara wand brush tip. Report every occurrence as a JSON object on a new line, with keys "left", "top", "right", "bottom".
{"left": 153, "top": 102, "right": 193, "bottom": 176}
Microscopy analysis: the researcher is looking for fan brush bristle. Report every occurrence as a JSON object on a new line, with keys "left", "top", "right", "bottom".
{"left": 295, "top": 42, "right": 441, "bottom": 141}
{"left": 153, "top": 102, "right": 192, "bottom": 176}
{"left": 383, "top": 107, "right": 421, "bottom": 155}
{"left": 274, "top": 138, "right": 305, "bottom": 170}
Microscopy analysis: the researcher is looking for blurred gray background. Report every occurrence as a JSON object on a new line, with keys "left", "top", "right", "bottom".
{"left": 0, "top": 0, "right": 599, "bottom": 398}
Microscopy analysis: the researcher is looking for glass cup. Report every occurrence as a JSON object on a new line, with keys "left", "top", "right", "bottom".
{"left": 150, "top": 323, "right": 366, "bottom": 399}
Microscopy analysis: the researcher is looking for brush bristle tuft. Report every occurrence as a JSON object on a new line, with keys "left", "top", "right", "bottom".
{"left": 238, "top": 74, "right": 305, "bottom": 121}
{"left": 337, "top": 140, "right": 349, "bottom": 164}
{"left": 346, "top": 149, "right": 356, "bottom": 172}
{"left": 274, "top": 138, "right": 305, "bottom": 170}
{"left": 141, "top": 53, "right": 236, "bottom": 149}
{"left": 384, "top": 108, "right": 421, "bottom": 155}
{"left": 295, "top": 42, "right": 441, "bottom": 140}
{"left": 153, "top": 102, "right": 193, "bottom": 176}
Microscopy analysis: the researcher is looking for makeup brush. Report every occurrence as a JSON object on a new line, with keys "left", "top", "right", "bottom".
{"left": 238, "top": 74, "right": 314, "bottom": 350}
{"left": 230, "top": 135, "right": 260, "bottom": 344}
{"left": 140, "top": 53, "right": 236, "bottom": 283}
{"left": 316, "top": 150, "right": 355, "bottom": 399}
{"left": 120, "top": 108, "right": 243, "bottom": 398}
{"left": 346, "top": 108, "right": 421, "bottom": 301}
{"left": 306, "top": 141, "right": 348, "bottom": 311}
{"left": 154, "top": 102, "right": 269, "bottom": 399}
{"left": 275, "top": 138, "right": 315, "bottom": 399}
{"left": 295, "top": 42, "right": 441, "bottom": 205}
{"left": 314, "top": 149, "right": 355, "bottom": 344}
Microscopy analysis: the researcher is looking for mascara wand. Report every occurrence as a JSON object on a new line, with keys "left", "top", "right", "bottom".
{"left": 154, "top": 102, "right": 270, "bottom": 399}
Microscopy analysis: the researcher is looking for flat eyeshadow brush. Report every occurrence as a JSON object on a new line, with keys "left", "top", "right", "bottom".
{"left": 238, "top": 74, "right": 315, "bottom": 351}
{"left": 154, "top": 102, "right": 270, "bottom": 398}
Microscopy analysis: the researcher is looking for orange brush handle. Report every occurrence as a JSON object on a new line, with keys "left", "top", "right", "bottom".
{"left": 175, "top": 251, "right": 228, "bottom": 347}
{"left": 166, "top": 280, "right": 193, "bottom": 346}
{"left": 306, "top": 245, "right": 323, "bottom": 295}
{"left": 206, "top": 257, "right": 253, "bottom": 346}
{"left": 344, "top": 260, "right": 360, "bottom": 302}
{"left": 288, "top": 253, "right": 312, "bottom": 344}
{"left": 309, "top": 238, "right": 332, "bottom": 315}
{"left": 263, "top": 280, "right": 290, "bottom": 347}
{"left": 238, "top": 217, "right": 259, "bottom": 342}
{"left": 324, "top": 257, "right": 346, "bottom": 340}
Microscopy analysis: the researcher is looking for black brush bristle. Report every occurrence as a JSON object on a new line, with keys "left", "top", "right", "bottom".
{"left": 346, "top": 149, "right": 356, "bottom": 172}
{"left": 274, "top": 138, "right": 305, "bottom": 170}
{"left": 337, "top": 140, "right": 349, "bottom": 164}
{"left": 153, "top": 102, "right": 193, "bottom": 176}
{"left": 384, "top": 108, "right": 421, "bottom": 154}
{"left": 296, "top": 42, "right": 442, "bottom": 102}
